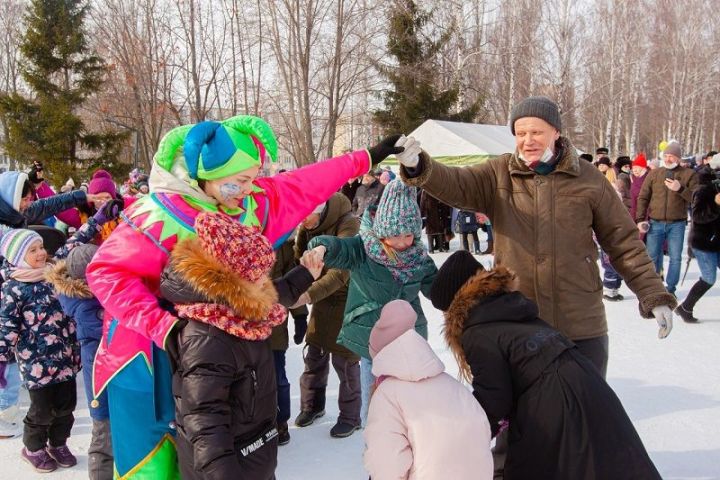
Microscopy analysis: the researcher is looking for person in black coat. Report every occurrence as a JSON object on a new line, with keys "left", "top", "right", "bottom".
{"left": 159, "top": 212, "right": 321, "bottom": 480}
{"left": 430, "top": 250, "right": 662, "bottom": 480}
{"left": 676, "top": 166, "right": 720, "bottom": 322}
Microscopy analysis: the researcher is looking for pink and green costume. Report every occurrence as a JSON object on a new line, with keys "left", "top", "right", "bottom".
{"left": 86, "top": 116, "right": 371, "bottom": 479}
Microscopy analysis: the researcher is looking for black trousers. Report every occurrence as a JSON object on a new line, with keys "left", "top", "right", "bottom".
{"left": 492, "top": 335, "right": 609, "bottom": 479}
{"left": 574, "top": 334, "right": 610, "bottom": 379}
{"left": 24, "top": 379, "right": 77, "bottom": 452}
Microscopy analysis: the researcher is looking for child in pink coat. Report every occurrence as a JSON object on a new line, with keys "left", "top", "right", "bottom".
{"left": 363, "top": 300, "right": 492, "bottom": 480}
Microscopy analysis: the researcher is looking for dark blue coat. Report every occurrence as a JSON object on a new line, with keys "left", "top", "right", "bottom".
{"left": 456, "top": 210, "right": 480, "bottom": 234}
{"left": 47, "top": 261, "right": 109, "bottom": 420}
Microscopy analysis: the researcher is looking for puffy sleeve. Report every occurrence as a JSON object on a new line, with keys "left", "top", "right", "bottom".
{"left": 363, "top": 385, "right": 413, "bottom": 480}
{"left": 35, "top": 182, "right": 83, "bottom": 229}
{"left": 255, "top": 150, "right": 370, "bottom": 245}
{"left": 0, "top": 281, "right": 22, "bottom": 361}
{"left": 86, "top": 222, "right": 178, "bottom": 349}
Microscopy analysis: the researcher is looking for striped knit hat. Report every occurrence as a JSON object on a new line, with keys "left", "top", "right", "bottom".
{"left": 0, "top": 229, "right": 43, "bottom": 267}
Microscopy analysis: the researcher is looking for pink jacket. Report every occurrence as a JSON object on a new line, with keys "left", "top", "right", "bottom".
{"left": 87, "top": 150, "right": 371, "bottom": 396}
{"left": 364, "top": 330, "right": 493, "bottom": 480}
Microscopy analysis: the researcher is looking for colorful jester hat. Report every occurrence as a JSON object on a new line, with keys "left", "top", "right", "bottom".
{"left": 154, "top": 116, "right": 278, "bottom": 181}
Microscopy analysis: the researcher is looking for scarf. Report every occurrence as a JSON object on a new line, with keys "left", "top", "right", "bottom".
{"left": 10, "top": 264, "right": 50, "bottom": 283}
{"left": 359, "top": 209, "right": 427, "bottom": 283}
{"left": 527, "top": 144, "right": 564, "bottom": 175}
{"left": 176, "top": 302, "right": 286, "bottom": 341}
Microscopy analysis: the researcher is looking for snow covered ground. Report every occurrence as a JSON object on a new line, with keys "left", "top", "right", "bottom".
{"left": 1, "top": 239, "right": 719, "bottom": 479}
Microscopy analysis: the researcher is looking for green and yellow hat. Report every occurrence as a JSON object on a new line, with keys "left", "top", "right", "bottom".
{"left": 156, "top": 116, "right": 278, "bottom": 181}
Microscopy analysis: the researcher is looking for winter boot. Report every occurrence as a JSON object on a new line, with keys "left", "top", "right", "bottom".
{"left": 21, "top": 447, "right": 58, "bottom": 473}
{"left": 329, "top": 420, "right": 361, "bottom": 438}
{"left": 294, "top": 409, "right": 325, "bottom": 427}
{"left": 46, "top": 444, "right": 78, "bottom": 468}
{"left": 603, "top": 288, "right": 624, "bottom": 301}
{"left": 426, "top": 234, "right": 435, "bottom": 254}
{"left": 676, "top": 279, "right": 713, "bottom": 323}
{"left": 277, "top": 422, "right": 290, "bottom": 446}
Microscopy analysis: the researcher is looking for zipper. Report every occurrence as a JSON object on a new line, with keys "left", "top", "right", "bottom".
{"left": 249, "top": 368, "right": 257, "bottom": 419}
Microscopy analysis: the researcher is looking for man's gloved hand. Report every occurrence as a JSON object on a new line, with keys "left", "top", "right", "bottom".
{"left": 652, "top": 305, "right": 673, "bottom": 339}
{"left": 92, "top": 198, "right": 124, "bottom": 225}
{"left": 368, "top": 134, "right": 405, "bottom": 166}
{"left": 0, "top": 361, "right": 7, "bottom": 389}
{"left": 28, "top": 161, "right": 44, "bottom": 186}
{"left": 293, "top": 316, "right": 308, "bottom": 345}
{"left": 394, "top": 135, "right": 422, "bottom": 168}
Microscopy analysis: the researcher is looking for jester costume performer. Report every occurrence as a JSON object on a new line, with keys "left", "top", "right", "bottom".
{"left": 86, "top": 116, "right": 373, "bottom": 478}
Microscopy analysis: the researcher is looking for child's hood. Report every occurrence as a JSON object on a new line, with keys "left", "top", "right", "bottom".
{"left": 443, "top": 266, "right": 536, "bottom": 352}
{"left": 371, "top": 329, "right": 445, "bottom": 382}
{"left": 0, "top": 171, "right": 27, "bottom": 213}
{"left": 46, "top": 261, "right": 94, "bottom": 299}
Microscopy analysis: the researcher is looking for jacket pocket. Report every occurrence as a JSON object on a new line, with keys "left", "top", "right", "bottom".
{"left": 584, "top": 256, "right": 602, "bottom": 292}
{"left": 231, "top": 367, "right": 258, "bottom": 423}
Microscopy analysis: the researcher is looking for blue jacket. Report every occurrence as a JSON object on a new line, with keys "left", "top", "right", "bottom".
{"left": 0, "top": 171, "right": 87, "bottom": 228}
{"left": 47, "top": 261, "right": 109, "bottom": 419}
{"left": 456, "top": 210, "right": 480, "bottom": 234}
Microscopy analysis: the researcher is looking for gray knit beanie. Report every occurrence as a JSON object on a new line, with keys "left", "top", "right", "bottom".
{"left": 663, "top": 141, "right": 682, "bottom": 159}
{"left": 510, "top": 96, "right": 562, "bottom": 135}
{"left": 66, "top": 243, "right": 99, "bottom": 280}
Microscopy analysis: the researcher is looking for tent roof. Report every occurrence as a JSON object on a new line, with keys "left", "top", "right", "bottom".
{"left": 408, "top": 120, "right": 516, "bottom": 157}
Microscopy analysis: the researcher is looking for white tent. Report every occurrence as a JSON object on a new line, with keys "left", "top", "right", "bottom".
{"left": 406, "top": 119, "right": 516, "bottom": 165}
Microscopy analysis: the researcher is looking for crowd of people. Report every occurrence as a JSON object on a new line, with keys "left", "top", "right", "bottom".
{"left": 0, "top": 96, "right": 716, "bottom": 480}
{"left": 584, "top": 140, "right": 720, "bottom": 323}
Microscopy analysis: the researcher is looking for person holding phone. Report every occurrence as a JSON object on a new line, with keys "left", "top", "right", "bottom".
{"left": 636, "top": 141, "right": 699, "bottom": 295}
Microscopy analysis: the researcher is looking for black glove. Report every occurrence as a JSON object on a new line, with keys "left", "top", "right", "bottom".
{"left": 293, "top": 316, "right": 308, "bottom": 345}
{"left": 368, "top": 134, "right": 404, "bottom": 166}
{"left": 28, "top": 161, "right": 44, "bottom": 185}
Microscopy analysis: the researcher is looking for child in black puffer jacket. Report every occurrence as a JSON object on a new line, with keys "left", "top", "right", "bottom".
{"left": 431, "top": 250, "right": 662, "bottom": 480}
{"left": 159, "top": 212, "right": 321, "bottom": 480}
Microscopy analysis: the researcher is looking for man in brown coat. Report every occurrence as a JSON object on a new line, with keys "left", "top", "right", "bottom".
{"left": 635, "top": 141, "right": 698, "bottom": 295}
{"left": 397, "top": 96, "right": 676, "bottom": 378}
{"left": 292, "top": 193, "right": 362, "bottom": 438}
{"left": 397, "top": 97, "right": 676, "bottom": 479}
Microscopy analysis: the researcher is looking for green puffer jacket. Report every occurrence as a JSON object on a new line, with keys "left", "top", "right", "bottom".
{"left": 307, "top": 234, "right": 437, "bottom": 360}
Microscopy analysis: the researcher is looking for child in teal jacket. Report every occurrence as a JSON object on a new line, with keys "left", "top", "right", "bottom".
{"left": 308, "top": 179, "right": 437, "bottom": 422}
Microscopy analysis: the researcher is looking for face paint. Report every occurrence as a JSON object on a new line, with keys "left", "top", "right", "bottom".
{"left": 219, "top": 182, "right": 241, "bottom": 201}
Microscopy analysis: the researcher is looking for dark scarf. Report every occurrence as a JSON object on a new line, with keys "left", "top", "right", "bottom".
{"left": 527, "top": 142, "right": 564, "bottom": 175}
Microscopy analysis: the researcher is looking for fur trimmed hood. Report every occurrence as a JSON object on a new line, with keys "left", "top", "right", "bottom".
{"left": 443, "top": 266, "right": 533, "bottom": 382}
{"left": 169, "top": 237, "right": 279, "bottom": 321}
{"left": 46, "top": 261, "right": 94, "bottom": 299}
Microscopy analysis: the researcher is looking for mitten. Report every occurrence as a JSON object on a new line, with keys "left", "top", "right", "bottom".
{"left": 92, "top": 198, "right": 125, "bottom": 225}
{"left": 293, "top": 316, "right": 308, "bottom": 345}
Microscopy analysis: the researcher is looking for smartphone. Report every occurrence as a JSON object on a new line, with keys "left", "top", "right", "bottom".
{"left": 665, "top": 170, "right": 674, "bottom": 180}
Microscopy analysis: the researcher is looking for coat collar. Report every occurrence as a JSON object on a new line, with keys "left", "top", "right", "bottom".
{"left": 170, "top": 238, "right": 278, "bottom": 321}
{"left": 46, "top": 261, "right": 94, "bottom": 299}
{"left": 442, "top": 266, "right": 519, "bottom": 383}
{"left": 507, "top": 137, "right": 581, "bottom": 177}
